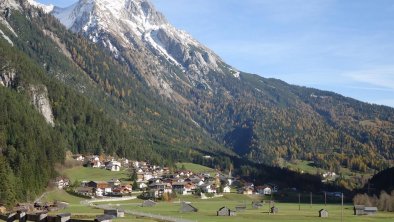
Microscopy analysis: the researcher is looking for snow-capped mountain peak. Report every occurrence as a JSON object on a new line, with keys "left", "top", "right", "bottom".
{"left": 52, "top": 0, "right": 238, "bottom": 100}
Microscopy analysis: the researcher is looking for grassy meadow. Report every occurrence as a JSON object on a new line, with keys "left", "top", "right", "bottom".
{"left": 63, "top": 166, "right": 131, "bottom": 183}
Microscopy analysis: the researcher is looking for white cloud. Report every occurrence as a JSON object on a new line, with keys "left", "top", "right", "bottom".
{"left": 344, "top": 66, "right": 394, "bottom": 90}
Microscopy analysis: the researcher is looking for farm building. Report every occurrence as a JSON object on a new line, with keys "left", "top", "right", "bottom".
{"left": 217, "top": 207, "right": 236, "bottom": 216}
{"left": 252, "top": 202, "right": 263, "bottom": 209}
{"left": 235, "top": 205, "right": 246, "bottom": 212}
{"left": 270, "top": 206, "right": 279, "bottom": 214}
{"left": 354, "top": 205, "right": 377, "bottom": 215}
{"left": 141, "top": 200, "right": 156, "bottom": 207}
{"left": 319, "top": 209, "right": 328, "bottom": 218}
{"left": 364, "top": 207, "right": 378, "bottom": 215}
{"left": 104, "top": 209, "right": 125, "bottom": 218}
{"left": 180, "top": 202, "right": 198, "bottom": 213}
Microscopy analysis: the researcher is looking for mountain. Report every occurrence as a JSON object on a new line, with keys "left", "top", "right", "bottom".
{"left": 49, "top": 0, "right": 393, "bottom": 170}
{"left": 0, "top": 0, "right": 393, "bottom": 205}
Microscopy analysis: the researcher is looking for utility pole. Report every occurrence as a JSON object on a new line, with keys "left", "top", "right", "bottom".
{"left": 324, "top": 191, "right": 327, "bottom": 206}
{"left": 341, "top": 193, "right": 344, "bottom": 222}
{"left": 298, "top": 193, "right": 301, "bottom": 211}
{"left": 310, "top": 192, "right": 312, "bottom": 208}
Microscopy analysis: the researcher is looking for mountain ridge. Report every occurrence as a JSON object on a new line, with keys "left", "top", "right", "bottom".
{"left": 1, "top": 0, "right": 393, "bottom": 195}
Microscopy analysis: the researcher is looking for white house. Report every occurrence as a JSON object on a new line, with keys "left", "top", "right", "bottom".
{"left": 138, "top": 182, "right": 148, "bottom": 189}
{"left": 104, "top": 187, "right": 112, "bottom": 195}
{"left": 201, "top": 184, "right": 216, "bottom": 194}
{"left": 108, "top": 179, "right": 121, "bottom": 187}
{"left": 223, "top": 185, "right": 231, "bottom": 193}
{"left": 95, "top": 188, "right": 104, "bottom": 197}
{"left": 106, "top": 161, "right": 121, "bottom": 171}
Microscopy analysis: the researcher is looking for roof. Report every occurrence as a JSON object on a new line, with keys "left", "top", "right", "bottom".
{"left": 364, "top": 207, "right": 378, "bottom": 211}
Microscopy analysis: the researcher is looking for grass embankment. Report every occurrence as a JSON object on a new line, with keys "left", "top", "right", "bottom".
{"left": 63, "top": 166, "right": 131, "bottom": 183}
{"left": 176, "top": 162, "right": 216, "bottom": 174}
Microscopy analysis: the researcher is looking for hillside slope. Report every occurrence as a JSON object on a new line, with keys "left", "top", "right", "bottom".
{"left": 48, "top": 0, "right": 394, "bottom": 171}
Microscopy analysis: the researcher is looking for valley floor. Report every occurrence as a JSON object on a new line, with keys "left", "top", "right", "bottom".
{"left": 43, "top": 190, "right": 394, "bottom": 222}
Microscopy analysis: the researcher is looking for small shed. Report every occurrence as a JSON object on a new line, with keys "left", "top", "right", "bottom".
{"left": 270, "top": 206, "right": 279, "bottom": 214}
{"left": 364, "top": 207, "right": 378, "bottom": 215}
{"left": 354, "top": 205, "right": 365, "bottom": 215}
{"left": 319, "top": 209, "right": 328, "bottom": 218}
{"left": 141, "top": 200, "right": 156, "bottom": 207}
{"left": 180, "top": 202, "right": 198, "bottom": 213}
{"left": 252, "top": 202, "right": 263, "bottom": 209}
{"left": 95, "top": 214, "right": 114, "bottom": 222}
{"left": 217, "top": 207, "right": 236, "bottom": 216}
{"left": 235, "top": 205, "right": 246, "bottom": 212}
{"left": 104, "top": 209, "right": 125, "bottom": 218}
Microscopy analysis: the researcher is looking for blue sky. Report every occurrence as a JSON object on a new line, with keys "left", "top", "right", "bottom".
{"left": 39, "top": 0, "right": 394, "bottom": 107}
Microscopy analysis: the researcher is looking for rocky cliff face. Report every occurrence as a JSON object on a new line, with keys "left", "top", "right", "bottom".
{"left": 28, "top": 85, "right": 55, "bottom": 127}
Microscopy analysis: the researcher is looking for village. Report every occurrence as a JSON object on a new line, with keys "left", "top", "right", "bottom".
{"left": 53, "top": 154, "right": 277, "bottom": 200}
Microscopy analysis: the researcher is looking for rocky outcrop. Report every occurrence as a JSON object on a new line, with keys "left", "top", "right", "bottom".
{"left": 29, "top": 85, "right": 55, "bottom": 127}
{"left": 0, "top": 65, "right": 16, "bottom": 87}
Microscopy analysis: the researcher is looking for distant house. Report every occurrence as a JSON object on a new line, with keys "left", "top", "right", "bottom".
{"left": 106, "top": 161, "right": 121, "bottom": 171}
{"left": 75, "top": 187, "right": 94, "bottom": 196}
{"left": 104, "top": 209, "right": 125, "bottom": 218}
{"left": 242, "top": 187, "right": 254, "bottom": 195}
{"left": 52, "top": 177, "right": 70, "bottom": 189}
{"left": 223, "top": 185, "right": 231, "bottom": 193}
{"left": 95, "top": 188, "right": 104, "bottom": 197}
{"left": 108, "top": 179, "right": 121, "bottom": 187}
{"left": 201, "top": 184, "right": 216, "bottom": 194}
{"left": 256, "top": 186, "right": 272, "bottom": 195}
{"left": 87, "top": 181, "right": 110, "bottom": 189}
{"left": 319, "top": 209, "right": 328, "bottom": 218}
{"left": 217, "top": 207, "right": 236, "bottom": 216}
{"left": 73, "top": 154, "right": 85, "bottom": 161}
{"left": 172, "top": 182, "right": 187, "bottom": 195}
{"left": 141, "top": 200, "right": 156, "bottom": 207}
{"left": 138, "top": 182, "right": 148, "bottom": 190}
{"left": 180, "top": 202, "right": 198, "bottom": 213}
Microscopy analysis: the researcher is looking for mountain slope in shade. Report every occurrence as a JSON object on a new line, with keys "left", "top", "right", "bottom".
{"left": 16, "top": 0, "right": 394, "bottom": 175}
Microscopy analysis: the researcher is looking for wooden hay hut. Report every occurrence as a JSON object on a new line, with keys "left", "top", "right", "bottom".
{"left": 364, "top": 207, "right": 377, "bottom": 215}
{"left": 354, "top": 205, "right": 365, "bottom": 215}
{"left": 141, "top": 200, "right": 156, "bottom": 207}
{"left": 270, "top": 206, "right": 278, "bottom": 214}
{"left": 180, "top": 202, "right": 198, "bottom": 213}
{"left": 104, "top": 209, "right": 125, "bottom": 218}
{"left": 217, "top": 207, "right": 236, "bottom": 216}
{"left": 319, "top": 209, "right": 328, "bottom": 218}
{"left": 252, "top": 202, "right": 263, "bottom": 209}
{"left": 235, "top": 204, "right": 246, "bottom": 212}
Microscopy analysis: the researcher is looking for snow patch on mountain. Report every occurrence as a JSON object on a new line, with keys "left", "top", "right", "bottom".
{"left": 0, "top": 28, "right": 14, "bottom": 46}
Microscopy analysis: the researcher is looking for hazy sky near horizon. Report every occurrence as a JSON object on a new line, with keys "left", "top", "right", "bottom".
{"left": 39, "top": 0, "right": 394, "bottom": 107}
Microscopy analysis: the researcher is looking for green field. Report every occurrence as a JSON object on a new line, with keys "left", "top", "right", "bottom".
{"left": 176, "top": 162, "right": 216, "bottom": 174}
{"left": 108, "top": 194, "right": 394, "bottom": 222}
{"left": 63, "top": 167, "right": 131, "bottom": 183}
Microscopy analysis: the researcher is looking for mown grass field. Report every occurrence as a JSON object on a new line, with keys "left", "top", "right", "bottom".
{"left": 111, "top": 194, "right": 394, "bottom": 222}
{"left": 63, "top": 166, "right": 131, "bottom": 183}
{"left": 176, "top": 162, "right": 216, "bottom": 175}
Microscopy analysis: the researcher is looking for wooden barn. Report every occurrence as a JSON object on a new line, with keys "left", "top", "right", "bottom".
{"left": 319, "top": 209, "right": 328, "bottom": 218}
{"left": 141, "top": 200, "right": 156, "bottom": 207}
{"left": 180, "top": 202, "right": 198, "bottom": 213}
{"left": 270, "top": 206, "right": 279, "bottom": 214}
{"left": 217, "top": 207, "right": 236, "bottom": 216}
{"left": 104, "top": 209, "right": 125, "bottom": 218}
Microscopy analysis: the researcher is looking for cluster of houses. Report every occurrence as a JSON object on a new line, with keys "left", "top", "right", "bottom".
{"left": 73, "top": 179, "right": 132, "bottom": 197}
{"left": 64, "top": 155, "right": 279, "bottom": 199}
{"left": 72, "top": 155, "right": 127, "bottom": 172}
